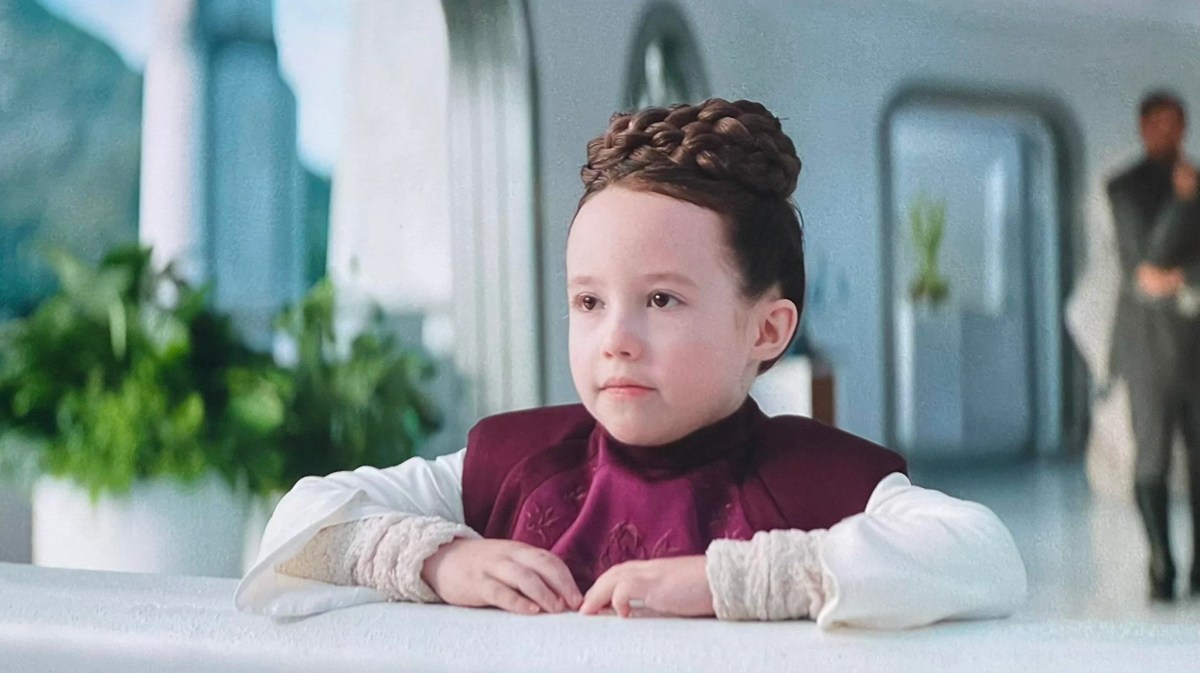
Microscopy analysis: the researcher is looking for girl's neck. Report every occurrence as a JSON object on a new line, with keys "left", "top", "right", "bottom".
{"left": 596, "top": 396, "right": 759, "bottom": 471}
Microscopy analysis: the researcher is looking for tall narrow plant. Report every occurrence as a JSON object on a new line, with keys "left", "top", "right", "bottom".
{"left": 908, "top": 193, "right": 950, "bottom": 306}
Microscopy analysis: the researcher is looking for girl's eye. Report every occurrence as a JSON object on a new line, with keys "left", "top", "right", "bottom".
{"left": 575, "top": 294, "right": 600, "bottom": 311}
{"left": 649, "top": 292, "right": 678, "bottom": 308}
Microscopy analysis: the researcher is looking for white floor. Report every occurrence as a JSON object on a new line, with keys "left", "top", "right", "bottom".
{"left": 910, "top": 458, "right": 1200, "bottom": 623}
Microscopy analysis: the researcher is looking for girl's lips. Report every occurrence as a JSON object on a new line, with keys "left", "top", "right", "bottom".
{"left": 601, "top": 385, "right": 654, "bottom": 398}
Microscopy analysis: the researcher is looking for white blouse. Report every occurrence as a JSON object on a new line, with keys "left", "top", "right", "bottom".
{"left": 234, "top": 448, "right": 1027, "bottom": 630}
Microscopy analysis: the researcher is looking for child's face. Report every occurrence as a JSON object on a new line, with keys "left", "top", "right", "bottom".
{"left": 567, "top": 186, "right": 763, "bottom": 446}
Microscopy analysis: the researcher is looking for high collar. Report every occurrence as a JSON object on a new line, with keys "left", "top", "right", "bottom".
{"left": 592, "top": 396, "right": 762, "bottom": 472}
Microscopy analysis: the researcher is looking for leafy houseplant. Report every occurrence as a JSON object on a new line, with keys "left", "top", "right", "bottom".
{"left": 0, "top": 246, "right": 284, "bottom": 502}
{"left": 907, "top": 193, "right": 950, "bottom": 306}
{"left": 0, "top": 246, "right": 443, "bottom": 499}
{"left": 270, "top": 278, "right": 442, "bottom": 489}
{"left": 0, "top": 245, "right": 442, "bottom": 574}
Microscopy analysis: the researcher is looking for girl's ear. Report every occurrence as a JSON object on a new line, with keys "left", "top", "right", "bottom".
{"left": 750, "top": 297, "right": 799, "bottom": 363}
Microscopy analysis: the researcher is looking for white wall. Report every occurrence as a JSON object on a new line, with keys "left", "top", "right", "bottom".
{"left": 529, "top": 0, "right": 1200, "bottom": 444}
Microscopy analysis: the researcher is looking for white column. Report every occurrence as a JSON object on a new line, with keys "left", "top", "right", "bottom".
{"left": 327, "top": 0, "right": 452, "bottom": 323}
{"left": 328, "top": 0, "right": 542, "bottom": 436}
{"left": 137, "top": 0, "right": 205, "bottom": 283}
{"left": 444, "top": 0, "right": 542, "bottom": 416}
{"left": 326, "top": 0, "right": 462, "bottom": 455}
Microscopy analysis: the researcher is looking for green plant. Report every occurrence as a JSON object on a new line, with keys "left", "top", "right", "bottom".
{"left": 907, "top": 193, "right": 950, "bottom": 306}
{"left": 271, "top": 278, "right": 441, "bottom": 488}
{"left": 0, "top": 246, "right": 284, "bottom": 501}
{"left": 0, "top": 246, "right": 442, "bottom": 501}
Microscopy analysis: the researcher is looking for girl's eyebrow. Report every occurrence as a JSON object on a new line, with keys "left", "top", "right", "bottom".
{"left": 642, "top": 272, "right": 699, "bottom": 288}
{"left": 568, "top": 272, "right": 699, "bottom": 288}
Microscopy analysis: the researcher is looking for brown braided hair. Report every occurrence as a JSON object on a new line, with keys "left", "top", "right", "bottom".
{"left": 575, "top": 98, "right": 805, "bottom": 372}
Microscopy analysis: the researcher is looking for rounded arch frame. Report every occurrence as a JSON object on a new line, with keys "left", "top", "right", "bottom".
{"left": 876, "top": 82, "right": 1089, "bottom": 458}
{"left": 622, "top": 1, "right": 711, "bottom": 109}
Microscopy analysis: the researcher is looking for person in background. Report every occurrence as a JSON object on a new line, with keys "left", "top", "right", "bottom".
{"left": 1107, "top": 90, "right": 1200, "bottom": 601}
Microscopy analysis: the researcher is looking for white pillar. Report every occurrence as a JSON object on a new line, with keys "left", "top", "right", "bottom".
{"left": 327, "top": 0, "right": 452, "bottom": 322}
{"left": 326, "top": 0, "right": 458, "bottom": 454}
{"left": 137, "top": 0, "right": 205, "bottom": 283}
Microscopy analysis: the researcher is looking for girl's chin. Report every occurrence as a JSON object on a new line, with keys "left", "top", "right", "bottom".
{"left": 599, "top": 416, "right": 684, "bottom": 447}
{"left": 588, "top": 397, "right": 685, "bottom": 444}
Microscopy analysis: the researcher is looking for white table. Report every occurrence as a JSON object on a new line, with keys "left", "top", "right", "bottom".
{"left": 0, "top": 562, "right": 1193, "bottom": 673}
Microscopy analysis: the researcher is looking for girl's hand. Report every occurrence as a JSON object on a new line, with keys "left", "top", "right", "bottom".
{"left": 579, "top": 555, "right": 714, "bottom": 618}
{"left": 420, "top": 539, "right": 583, "bottom": 614}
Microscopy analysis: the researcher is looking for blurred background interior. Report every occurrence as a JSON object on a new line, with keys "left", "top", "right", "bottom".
{"left": 1, "top": 0, "right": 1199, "bottom": 622}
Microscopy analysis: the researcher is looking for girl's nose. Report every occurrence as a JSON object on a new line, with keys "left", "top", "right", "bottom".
{"left": 602, "top": 311, "right": 643, "bottom": 360}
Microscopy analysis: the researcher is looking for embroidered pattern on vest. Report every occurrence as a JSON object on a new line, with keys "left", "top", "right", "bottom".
{"left": 521, "top": 500, "right": 561, "bottom": 546}
{"left": 594, "top": 523, "right": 681, "bottom": 580}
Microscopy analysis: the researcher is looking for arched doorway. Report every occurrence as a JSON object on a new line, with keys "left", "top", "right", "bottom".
{"left": 879, "top": 88, "right": 1086, "bottom": 462}
{"left": 623, "top": 2, "right": 710, "bottom": 109}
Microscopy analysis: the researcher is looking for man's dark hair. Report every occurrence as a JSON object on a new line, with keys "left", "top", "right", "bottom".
{"left": 1139, "top": 90, "right": 1186, "bottom": 122}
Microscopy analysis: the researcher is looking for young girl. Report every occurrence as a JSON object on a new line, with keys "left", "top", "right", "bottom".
{"left": 235, "top": 98, "right": 1026, "bottom": 629}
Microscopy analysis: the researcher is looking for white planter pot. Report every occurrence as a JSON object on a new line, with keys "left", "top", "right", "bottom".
{"left": 0, "top": 481, "right": 32, "bottom": 563}
{"left": 32, "top": 472, "right": 250, "bottom": 577}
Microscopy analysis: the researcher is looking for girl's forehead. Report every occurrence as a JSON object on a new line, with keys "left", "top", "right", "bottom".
{"left": 567, "top": 188, "right": 728, "bottom": 271}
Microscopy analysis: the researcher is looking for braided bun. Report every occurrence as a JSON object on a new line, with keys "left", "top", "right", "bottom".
{"left": 581, "top": 98, "right": 801, "bottom": 200}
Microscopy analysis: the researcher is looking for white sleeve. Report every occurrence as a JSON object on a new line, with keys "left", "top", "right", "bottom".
{"left": 234, "top": 448, "right": 469, "bottom": 618}
{"left": 706, "top": 472, "right": 1027, "bottom": 630}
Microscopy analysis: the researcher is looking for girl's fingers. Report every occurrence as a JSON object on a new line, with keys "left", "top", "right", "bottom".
{"left": 612, "top": 581, "right": 638, "bottom": 618}
{"left": 490, "top": 560, "right": 563, "bottom": 613}
{"left": 519, "top": 549, "right": 584, "bottom": 610}
{"left": 579, "top": 571, "right": 617, "bottom": 615}
{"left": 483, "top": 580, "right": 541, "bottom": 615}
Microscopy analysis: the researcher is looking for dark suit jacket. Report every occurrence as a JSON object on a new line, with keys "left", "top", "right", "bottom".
{"left": 1107, "top": 157, "right": 1200, "bottom": 389}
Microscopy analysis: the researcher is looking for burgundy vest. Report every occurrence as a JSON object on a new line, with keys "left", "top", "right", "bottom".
{"left": 462, "top": 397, "right": 906, "bottom": 590}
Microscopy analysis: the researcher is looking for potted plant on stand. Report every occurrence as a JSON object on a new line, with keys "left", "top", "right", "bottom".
{"left": 0, "top": 246, "right": 285, "bottom": 576}
{"left": 0, "top": 246, "right": 442, "bottom": 577}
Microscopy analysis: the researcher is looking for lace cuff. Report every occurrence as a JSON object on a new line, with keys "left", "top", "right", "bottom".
{"left": 705, "top": 529, "right": 829, "bottom": 621}
{"left": 276, "top": 514, "right": 480, "bottom": 603}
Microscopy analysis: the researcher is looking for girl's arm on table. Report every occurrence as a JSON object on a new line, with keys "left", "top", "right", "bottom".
{"left": 235, "top": 449, "right": 476, "bottom": 617}
{"left": 707, "top": 473, "right": 1027, "bottom": 629}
